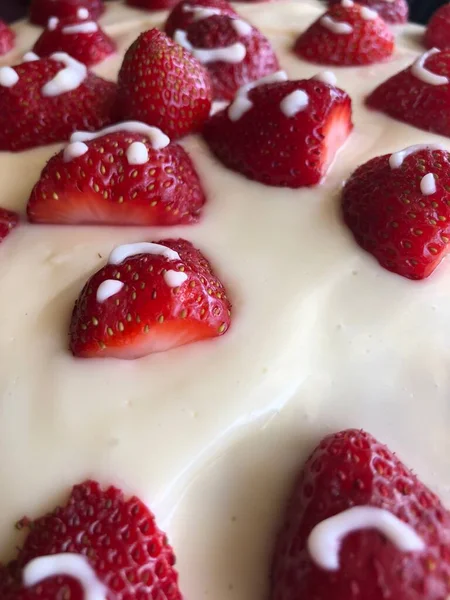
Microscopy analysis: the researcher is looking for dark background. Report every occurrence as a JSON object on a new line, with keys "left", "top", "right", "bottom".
{"left": 0, "top": 0, "right": 443, "bottom": 24}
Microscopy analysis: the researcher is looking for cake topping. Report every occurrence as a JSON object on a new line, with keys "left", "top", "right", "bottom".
{"left": 42, "top": 52, "right": 87, "bottom": 96}
{"left": 71, "top": 121, "right": 170, "bottom": 149}
{"left": 164, "top": 269, "right": 189, "bottom": 287}
{"left": 77, "top": 7, "right": 90, "bottom": 19}
{"left": 420, "top": 172, "right": 437, "bottom": 195}
{"left": 329, "top": 0, "right": 409, "bottom": 23}
{"left": 389, "top": 143, "right": 446, "bottom": 168}
{"left": 48, "top": 17, "right": 59, "bottom": 31}
{"left": 0, "top": 66, "right": 19, "bottom": 87}
{"left": 341, "top": 0, "right": 353, "bottom": 6}
{"left": 231, "top": 18, "right": 252, "bottom": 36}
{"left": 96, "top": 279, "right": 125, "bottom": 303}
{"left": 62, "top": 21, "right": 99, "bottom": 34}
{"left": 174, "top": 29, "right": 246, "bottom": 63}
{"left": 0, "top": 207, "right": 19, "bottom": 245}
{"left": 29, "top": 0, "right": 103, "bottom": 27}
{"left": 109, "top": 242, "right": 181, "bottom": 265}
{"left": 313, "top": 70, "right": 337, "bottom": 85}
{"left": 23, "top": 51, "right": 39, "bottom": 61}
{"left": 182, "top": 4, "right": 224, "bottom": 20}
{"left": 411, "top": 48, "right": 449, "bottom": 86}
{"left": 126, "top": 140, "right": 150, "bottom": 164}
{"left": 228, "top": 70, "right": 288, "bottom": 121}
{"left": 63, "top": 140, "right": 89, "bottom": 162}
{"left": 320, "top": 15, "right": 353, "bottom": 35}
{"left": 164, "top": 0, "right": 237, "bottom": 37}
{"left": 360, "top": 6, "right": 378, "bottom": 19}
{"left": 280, "top": 89, "right": 309, "bottom": 117}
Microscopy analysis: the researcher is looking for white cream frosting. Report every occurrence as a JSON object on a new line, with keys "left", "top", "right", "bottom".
{"left": 0, "top": 4, "right": 449, "bottom": 600}
{"left": 320, "top": 15, "right": 353, "bottom": 35}
{"left": 42, "top": 53, "right": 87, "bottom": 97}
{"left": 174, "top": 29, "right": 247, "bottom": 64}
{"left": 96, "top": 279, "right": 125, "bottom": 303}
{"left": 411, "top": 48, "right": 449, "bottom": 86}
{"left": 71, "top": 122, "right": 170, "bottom": 150}
{"left": 62, "top": 22, "right": 99, "bottom": 35}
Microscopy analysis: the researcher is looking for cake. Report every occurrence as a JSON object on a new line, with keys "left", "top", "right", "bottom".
{"left": 1, "top": 0, "right": 450, "bottom": 598}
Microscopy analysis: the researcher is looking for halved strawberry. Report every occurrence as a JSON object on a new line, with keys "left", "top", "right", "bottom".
{"left": 203, "top": 76, "right": 352, "bottom": 187}
{"left": 33, "top": 15, "right": 115, "bottom": 67}
{"left": 328, "top": 0, "right": 408, "bottom": 24}
{"left": 425, "top": 4, "right": 450, "bottom": 50}
{"left": 367, "top": 49, "right": 450, "bottom": 137}
{"left": 0, "top": 20, "right": 15, "bottom": 56}
{"left": 27, "top": 123, "right": 206, "bottom": 226}
{"left": 29, "top": 0, "right": 104, "bottom": 27}
{"left": 70, "top": 238, "right": 232, "bottom": 359}
{"left": 126, "top": 0, "right": 180, "bottom": 9}
{"left": 272, "top": 429, "right": 450, "bottom": 600}
{"left": 0, "top": 54, "right": 117, "bottom": 152}
{"left": 294, "top": 1, "right": 394, "bottom": 66}
{"left": 116, "top": 29, "right": 212, "bottom": 139}
{"left": 165, "top": 0, "right": 237, "bottom": 37}
{"left": 0, "top": 208, "right": 19, "bottom": 245}
{"left": 175, "top": 14, "right": 280, "bottom": 101}
{"left": 0, "top": 480, "right": 182, "bottom": 600}
{"left": 342, "top": 145, "right": 450, "bottom": 279}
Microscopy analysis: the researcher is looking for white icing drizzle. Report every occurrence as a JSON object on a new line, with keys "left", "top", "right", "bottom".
{"left": 48, "top": 17, "right": 59, "bottom": 31}
{"left": 360, "top": 6, "right": 378, "bottom": 20}
{"left": 63, "top": 141, "right": 89, "bottom": 162}
{"left": 77, "top": 7, "right": 90, "bottom": 19}
{"left": 228, "top": 70, "right": 288, "bottom": 122}
{"left": 23, "top": 554, "right": 107, "bottom": 600}
{"left": 96, "top": 280, "right": 125, "bottom": 303}
{"left": 280, "top": 90, "right": 309, "bottom": 117}
{"left": 411, "top": 48, "right": 449, "bottom": 86}
{"left": 108, "top": 243, "right": 180, "bottom": 266}
{"left": 71, "top": 122, "right": 170, "bottom": 150}
{"left": 313, "top": 70, "right": 337, "bottom": 86}
{"left": 307, "top": 507, "right": 425, "bottom": 571}
{"left": 42, "top": 53, "right": 87, "bottom": 97}
{"left": 174, "top": 29, "right": 246, "bottom": 64}
{"left": 62, "top": 22, "right": 99, "bottom": 34}
{"left": 164, "top": 270, "right": 188, "bottom": 288}
{"left": 389, "top": 144, "right": 447, "bottom": 169}
{"left": 182, "top": 5, "right": 223, "bottom": 21}
{"left": 23, "top": 51, "right": 39, "bottom": 62}
{"left": 320, "top": 15, "right": 353, "bottom": 35}
{"left": 0, "top": 67, "right": 19, "bottom": 88}
{"left": 126, "top": 141, "right": 149, "bottom": 165}
{"left": 341, "top": 0, "right": 354, "bottom": 6}
{"left": 231, "top": 19, "right": 252, "bottom": 36}
{"left": 420, "top": 173, "right": 437, "bottom": 196}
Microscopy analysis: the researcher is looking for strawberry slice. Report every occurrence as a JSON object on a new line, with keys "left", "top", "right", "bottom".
{"left": 367, "top": 49, "right": 450, "bottom": 136}
{"left": 203, "top": 75, "right": 352, "bottom": 187}
{"left": 342, "top": 145, "right": 450, "bottom": 280}
{"left": 174, "top": 14, "right": 280, "bottom": 101}
{"left": 0, "top": 54, "right": 117, "bottom": 152}
{"left": 33, "top": 15, "right": 116, "bottom": 67}
{"left": 126, "top": 0, "right": 180, "bottom": 9}
{"left": 116, "top": 29, "right": 212, "bottom": 140}
{"left": 0, "top": 20, "right": 15, "bottom": 56}
{"left": 328, "top": 0, "right": 408, "bottom": 24}
{"left": 0, "top": 480, "right": 182, "bottom": 600}
{"left": 425, "top": 4, "right": 450, "bottom": 50}
{"left": 272, "top": 429, "right": 450, "bottom": 600}
{"left": 29, "top": 0, "right": 104, "bottom": 27}
{"left": 164, "top": 0, "right": 237, "bottom": 38}
{"left": 70, "top": 238, "right": 232, "bottom": 359}
{"left": 294, "top": 1, "right": 394, "bottom": 66}
{"left": 27, "top": 123, "right": 206, "bottom": 226}
{"left": 0, "top": 208, "right": 19, "bottom": 245}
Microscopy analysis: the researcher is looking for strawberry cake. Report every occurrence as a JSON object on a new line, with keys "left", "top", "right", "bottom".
{"left": 1, "top": 0, "right": 450, "bottom": 598}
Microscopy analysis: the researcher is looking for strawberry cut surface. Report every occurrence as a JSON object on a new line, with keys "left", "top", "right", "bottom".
{"left": 70, "top": 238, "right": 232, "bottom": 359}
{"left": 0, "top": 480, "right": 182, "bottom": 600}
{"left": 0, "top": 20, "right": 15, "bottom": 56}
{"left": 27, "top": 127, "right": 206, "bottom": 226}
{"left": 425, "top": 4, "right": 450, "bottom": 50}
{"left": 29, "top": 0, "right": 104, "bottom": 27}
{"left": 203, "top": 77, "right": 352, "bottom": 187}
{"left": 0, "top": 208, "right": 19, "bottom": 245}
{"left": 271, "top": 429, "right": 450, "bottom": 600}
{"left": 294, "top": 2, "right": 394, "bottom": 66}
{"left": 164, "top": 0, "right": 237, "bottom": 38}
{"left": 328, "top": 0, "right": 408, "bottom": 24}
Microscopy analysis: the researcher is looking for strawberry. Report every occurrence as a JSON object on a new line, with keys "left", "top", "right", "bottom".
{"left": 0, "top": 480, "right": 182, "bottom": 600}
{"left": 342, "top": 146, "right": 450, "bottom": 280}
{"left": 367, "top": 49, "right": 450, "bottom": 136}
{"left": 70, "top": 238, "right": 232, "bottom": 359}
{"left": 425, "top": 4, "right": 450, "bottom": 50}
{"left": 29, "top": 0, "right": 104, "bottom": 27}
{"left": 0, "top": 208, "right": 19, "bottom": 245}
{"left": 126, "top": 0, "right": 180, "bottom": 10}
{"left": 272, "top": 429, "right": 450, "bottom": 600}
{"left": 27, "top": 124, "right": 206, "bottom": 226}
{"left": 0, "top": 54, "right": 117, "bottom": 152}
{"left": 175, "top": 14, "right": 280, "bottom": 101}
{"left": 294, "top": 2, "right": 394, "bottom": 66}
{"left": 33, "top": 16, "right": 116, "bottom": 67}
{"left": 0, "top": 20, "right": 15, "bottom": 56}
{"left": 203, "top": 77, "right": 352, "bottom": 187}
{"left": 116, "top": 29, "right": 212, "bottom": 140}
{"left": 164, "top": 0, "right": 237, "bottom": 38}
{"left": 328, "top": 0, "right": 408, "bottom": 24}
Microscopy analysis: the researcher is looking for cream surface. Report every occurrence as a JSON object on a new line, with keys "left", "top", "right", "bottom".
{"left": 1, "top": 2, "right": 450, "bottom": 599}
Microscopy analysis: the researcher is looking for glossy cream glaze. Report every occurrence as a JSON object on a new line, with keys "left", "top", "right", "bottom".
{"left": 0, "top": 2, "right": 449, "bottom": 599}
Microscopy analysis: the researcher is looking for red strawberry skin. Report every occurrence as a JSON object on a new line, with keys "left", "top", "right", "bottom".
{"left": 342, "top": 148, "right": 450, "bottom": 280}
{"left": 203, "top": 79, "right": 352, "bottom": 187}
{"left": 328, "top": 0, "right": 408, "bottom": 24}
{"left": 164, "top": 0, "right": 237, "bottom": 38}
{"left": 116, "top": 29, "right": 212, "bottom": 140}
{"left": 0, "top": 480, "right": 182, "bottom": 600}
{"left": 27, "top": 131, "right": 206, "bottom": 226}
{"left": 367, "top": 50, "right": 450, "bottom": 136}
{"left": 0, "top": 208, "right": 19, "bottom": 244}
{"left": 272, "top": 429, "right": 450, "bottom": 600}
{"left": 0, "top": 20, "right": 15, "bottom": 56}
{"left": 182, "top": 14, "right": 280, "bottom": 101}
{"left": 29, "top": 0, "right": 104, "bottom": 27}
{"left": 425, "top": 4, "right": 450, "bottom": 50}
{"left": 0, "top": 57, "right": 117, "bottom": 152}
{"left": 294, "top": 3, "right": 394, "bottom": 66}
{"left": 70, "top": 238, "right": 232, "bottom": 359}
{"left": 33, "top": 17, "right": 116, "bottom": 67}
{"left": 127, "top": 0, "right": 179, "bottom": 10}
